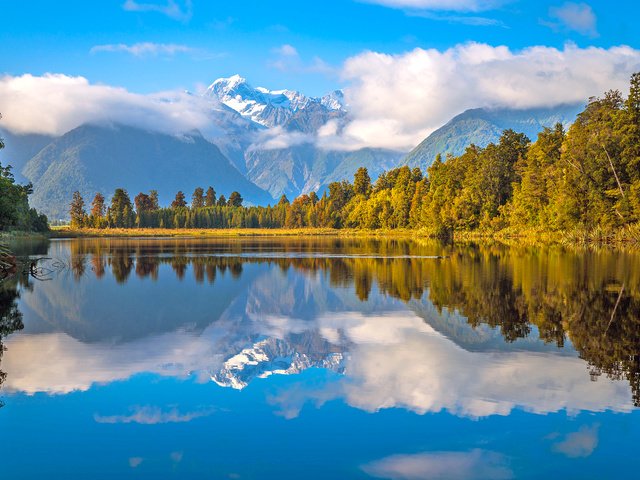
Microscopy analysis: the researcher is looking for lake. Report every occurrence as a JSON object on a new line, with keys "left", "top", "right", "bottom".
{"left": 1, "top": 237, "right": 639, "bottom": 479}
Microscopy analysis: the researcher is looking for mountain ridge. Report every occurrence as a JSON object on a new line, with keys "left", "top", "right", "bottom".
{"left": 23, "top": 123, "right": 273, "bottom": 220}
{"left": 403, "top": 103, "right": 583, "bottom": 170}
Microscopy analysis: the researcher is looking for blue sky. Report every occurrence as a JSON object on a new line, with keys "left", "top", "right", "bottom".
{"left": 1, "top": 0, "right": 639, "bottom": 95}
{"left": 1, "top": 1, "right": 639, "bottom": 150}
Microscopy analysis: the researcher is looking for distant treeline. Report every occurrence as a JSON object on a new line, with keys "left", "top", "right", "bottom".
{"left": 0, "top": 114, "right": 49, "bottom": 233}
{"left": 70, "top": 73, "right": 640, "bottom": 238}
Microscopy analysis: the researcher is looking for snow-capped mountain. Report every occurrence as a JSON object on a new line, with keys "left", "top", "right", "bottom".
{"left": 211, "top": 336, "right": 345, "bottom": 390}
{"left": 204, "top": 74, "right": 345, "bottom": 128}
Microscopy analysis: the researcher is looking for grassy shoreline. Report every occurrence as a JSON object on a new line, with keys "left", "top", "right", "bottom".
{"left": 43, "top": 225, "right": 640, "bottom": 247}
{"left": 0, "top": 224, "right": 634, "bottom": 249}
{"left": 48, "top": 226, "right": 420, "bottom": 238}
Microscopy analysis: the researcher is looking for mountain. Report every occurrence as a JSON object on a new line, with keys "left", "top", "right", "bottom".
{"left": 22, "top": 124, "right": 273, "bottom": 220}
{"left": 403, "top": 104, "right": 583, "bottom": 170}
{"left": 204, "top": 74, "right": 345, "bottom": 129}
{"left": 6, "top": 76, "right": 587, "bottom": 218}
{"left": 205, "top": 75, "right": 402, "bottom": 199}
{"left": 244, "top": 145, "right": 404, "bottom": 200}
{"left": 0, "top": 129, "right": 54, "bottom": 182}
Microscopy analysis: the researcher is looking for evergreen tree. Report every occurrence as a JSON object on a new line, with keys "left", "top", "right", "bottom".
{"left": 89, "top": 192, "right": 106, "bottom": 228}
{"left": 0, "top": 119, "right": 48, "bottom": 232}
{"left": 91, "top": 193, "right": 105, "bottom": 218}
{"left": 149, "top": 190, "right": 159, "bottom": 209}
{"left": 228, "top": 191, "right": 243, "bottom": 207}
{"left": 278, "top": 194, "right": 290, "bottom": 206}
{"left": 172, "top": 191, "right": 187, "bottom": 208}
{"left": 205, "top": 186, "right": 216, "bottom": 207}
{"left": 192, "top": 187, "right": 204, "bottom": 208}
{"left": 69, "top": 191, "right": 86, "bottom": 228}
{"left": 110, "top": 188, "right": 134, "bottom": 227}
{"left": 353, "top": 167, "right": 371, "bottom": 197}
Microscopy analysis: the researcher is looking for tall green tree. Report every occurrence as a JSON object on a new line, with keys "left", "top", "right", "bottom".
{"left": 110, "top": 188, "right": 134, "bottom": 227}
{"left": 205, "top": 186, "right": 216, "bottom": 207}
{"left": 353, "top": 167, "right": 371, "bottom": 197}
{"left": 228, "top": 191, "right": 243, "bottom": 207}
{"left": 69, "top": 191, "right": 86, "bottom": 228}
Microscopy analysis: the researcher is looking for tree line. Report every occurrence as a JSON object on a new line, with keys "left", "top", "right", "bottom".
{"left": 70, "top": 73, "right": 640, "bottom": 237}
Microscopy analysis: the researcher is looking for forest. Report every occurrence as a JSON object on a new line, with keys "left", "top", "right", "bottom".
{"left": 69, "top": 73, "right": 640, "bottom": 241}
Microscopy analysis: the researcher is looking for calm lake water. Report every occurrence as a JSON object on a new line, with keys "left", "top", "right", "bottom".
{"left": 1, "top": 237, "right": 639, "bottom": 479}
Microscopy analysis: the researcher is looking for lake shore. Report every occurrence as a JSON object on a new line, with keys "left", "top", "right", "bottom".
{"left": 49, "top": 226, "right": 420, "bottom": 238}
{"left": 44, "top": 225, "right": 640, "bottom": 248}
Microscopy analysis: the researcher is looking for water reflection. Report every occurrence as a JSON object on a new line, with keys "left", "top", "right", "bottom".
{"left": 1, "top": 237, "right": 640, "bottom": 414}
{"left": 0, "top": 277, "right": 25, "bottom": 403}
{"left": 0, "top": 238, "right": 53, "bottom": 403}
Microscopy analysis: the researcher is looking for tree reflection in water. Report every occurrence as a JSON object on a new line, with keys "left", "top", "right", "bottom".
{"left": 4, "top": 237, "right": 640, "bottom": 406}
{"left": 0, "top": 277, "right": 27, "bottom": 406}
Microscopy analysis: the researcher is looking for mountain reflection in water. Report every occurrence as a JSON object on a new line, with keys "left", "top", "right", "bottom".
{"left": 1, "top": 237, "right": 639, "bottom": 414}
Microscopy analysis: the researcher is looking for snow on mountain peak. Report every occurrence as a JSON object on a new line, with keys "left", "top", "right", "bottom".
{"left": 204, "top": 74, "right": 345, "bottom": 128}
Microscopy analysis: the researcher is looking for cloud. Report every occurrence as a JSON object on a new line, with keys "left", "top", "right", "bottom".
{"left": 268, "top": 45, "right": 336, "bottom": 76}
{"left": 4, "top": 43, "right": 638, "bottom": 153}
{"left": 3, "top": 306, "right": 633, "bottom": 417}
{"left": 546, "top": 2, "right": 598, "bottom": 37}
{"left": 248, "top": 126, "right": 313, "bottom": 150}
{"left": 361, "top": 449, "right": 513, "bottom": 480}
{"left": 0, "top": 73, "right": 217, "bottom": 136}
{"left": 2, "top": 329, "right": 222, "bottom": 394}
{"left": 95, "top": 405, "right": 216, "bottom": 424}
{"left": 360, "top": 0, "right": 508, "bottom": 12}
{"left": 331, "top": 42, "right": 640, "bottom": 150}
{"left": 129, "top": 457, "right": 144, "bottom": 468}
{"left": 90, "top": 42, "right": 194, "bottom": 57}
{"left": 266, "top": 312, "right": 634, "bottom": 418}
{"left": 122, "top": 0, "right": 193, "bottom": 22}
{"left": 552, "top": 425, "right": 599, "bottom": 458}
{"left": 407, "top": 10, "right": 504, "bottom": 26}
{"left": 273, "top": 44, "right": 299, "bottom": 57}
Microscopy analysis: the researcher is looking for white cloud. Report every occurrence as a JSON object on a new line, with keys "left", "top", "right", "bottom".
{"left": 0, "top": 73, "right": 216, "bottom": 136}
{"left": 2, "top": 306, "right": 634, "bottom": 418}
{"left": 547, "top": 2, "right": 598, "bottom": 37}
{"left": 360, "top": 0, "right": 508, "bottom": 12}
{"left": 95, "top": 405, "right": 216, "bottom": 424}
{"left": 4, "top": 43, "right": 638, "bottom": 153}
{"left": 268, "top": 44, "right": 336, "bottom": 76}
{"left": 552, "top": 424, "right": 599, "bottom": 458}
{"left": 248, "top": 126, "right": 313, "bottom": 150}
{"left": 362, "top": 449, "right": 513, "bottom": 480}
{"left": 123, "top": 0, "right": 192, "bottom": 22}
{"left": 90, "top": 42, "right": 194, "bottom": 57}
{"left": 332, "top": 42, "right": 640, "bottom": 150}
{"left": 129, "top": 457, "right": 144, "bottom": 468}
{"left": 408, "top": 10, "right": 505, "bottom": 26}
{"left": 273, "top": 44, "right": 299, "bottom": 57}
{"left": 268, "top": 312, "right": 634, "bottom": 418}
{"left": 2, "top": 329, "right": 221, "bottom": 394}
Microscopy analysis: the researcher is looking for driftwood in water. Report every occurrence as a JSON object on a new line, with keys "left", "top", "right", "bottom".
{"left": 0, "top": 243, "right": 17, "bottom": 280}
